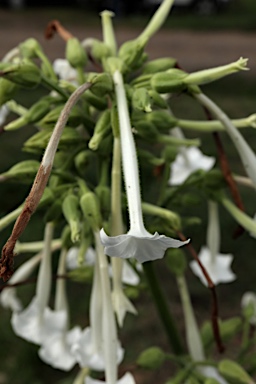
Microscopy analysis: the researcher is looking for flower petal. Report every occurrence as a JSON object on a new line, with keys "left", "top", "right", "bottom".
{"left": 190, "top": 246, "right": 236, "bottom": 286}
{"left": 169, "top": 147, "right": 215, "bottom": 185}
{"left": 101, "top": 229, "right": 189, "bottom": 263}
{"left": 39, "top": 323, "right": 81, "bottom": 371}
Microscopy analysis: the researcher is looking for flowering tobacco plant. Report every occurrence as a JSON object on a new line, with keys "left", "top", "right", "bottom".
{"left": 1, "top": 0, "right": 256, "bottom": 383}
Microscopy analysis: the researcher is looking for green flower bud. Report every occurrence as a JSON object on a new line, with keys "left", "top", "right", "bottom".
{"left": 5, "top": 98, "right": 51, "bottom": 130}
{"left": 118, "top": 38, "right": 146, "bottom": 72}
{"left": 148, "top": 89, "right": 168, "bottom": 109}
{"left": 138, "top": 149, "right": 164, "bottom": 166}
{"left": 146, "top": 110, "right": 177, "bottom": 132}
{"left": 96, "top": 133, "right": 113, "bottom": 156}
{"left": 104, "top": 57, "right": 124, "bottom": 74}
{"left": 0, "top": 160, "right": 40, "bottom": 182}
{"left": 136, "top": 347, "right": 166, "bottom": 370}
{"left": 132, "top": 88, "right": 152, "bottom": 112}
{"left": 89, "top": 109, "right": 111, "bottom": 150}
{"left": 165, "top": 248, "right": 187, "bottom": 276}
{"left": 166, "top": 369, "right": 192, "bottom": 384}
{"left": 61, "top": 225, "right": 72, "bottom": 249}
{"left": 218, "top": 359, "right": 255, "bottom": 384}
{"left": 201, "top": 317, "right": 242, "bottom": 349}
{"left": 95, "top": 185, "right": 111, "bottom": 219}
{"left": 19, "top": 38, "right": 43, "bottom": 58}
{"left": 62, "top": 194, "right": 81, "bottom": 243}
{"left": 66, "top": 37, "right": 87, "bottom": 68}
{"left": 89, "top": 72, "right": 113, "bottom": 97}
{"left": 133, "top": 120, "right": 159, "bottom": 140}
{"left": 88, "top": 38, "right": 112, "bottom": 62}
{"left": 130, "top": 73, "right": 152, "bottom": 89}
{"left": 0, "top": 78, "right": 19, "bottom": 106}
{"left": 142, "top": 57, "right": 177, "bottom": 74}
{"left": 80, "top": 191, "right": 102, "bottom": 231}
{"left": 0, "top": 59, "right": 41, "bottom": 89}
{"left": 151, "top": 69, "right": 187, "bottom": 93}
{"left": 74, "top": 150, "right": 94, "bottom": 175}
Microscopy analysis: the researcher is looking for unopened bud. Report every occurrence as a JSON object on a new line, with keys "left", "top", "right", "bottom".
{"left": 83, "top": 38, "right": 112, "bottom": 62}
{"left": 137, "top": 347, "right": 166, "bottom": 370}
{"left": 19, "top": 38, "right": 42, "bottom": 58}
{"left": 66, "top": 37, "right": 87, "bottom": 68}
{"left": 218, "top": 359, "right": 254, "bottom": 384}
{"left": 151, "top": 68, "right": 187, "bottom": 93}
{"left": 142, "top": 57, "right": 177, "bottom": 74}
{"left": 80, "top": 191, "right": 102, "bottom": 230}
{"left": 146, "top": 110, "right": 177, "bottom": 132}
{"left": 74, "top": 150, "right": 94, "bottom": 175}
{"left": 0, "top": 78, "right": 19, "bottom": 106}
{"left": 138, "top": 149, "right": 164, "bottom": 166}
{"left": 0, "top": 59, "right": 41, "bottom": 88}
{"left": 0, "top": 160, "right": 40, "bottom": 182}
{"left": 133, "top": 120, "right": 159, "bottom": 140}
{"left": 89, "top": 72, "right": 113, "bottom": 97}
{"left": 62, "top": 194, "right": 81, "bottom": 243}
{"left": 118, "top": 38, "right": 146, "bottom": 72}
{"left": 95, "top": 185, "right": 111, "bottom": 219}
{"left": 83, "top": 90, "right": 108, "bottom": 110}
{"left": 132, "top": 88, "right": 152, "bottom": 112}
{"left": 5, "top": 98, "right": 51, "bottom": 130}
{"left": 148, "top": 89, "right": 168, "bottom": 109}
{"left": 89, "top": 109, "right": 111, "bottom": 150}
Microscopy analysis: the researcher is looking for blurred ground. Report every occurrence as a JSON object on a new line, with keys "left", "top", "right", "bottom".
{"left": 0, "top": 8, "right": 256, "bottom": 73}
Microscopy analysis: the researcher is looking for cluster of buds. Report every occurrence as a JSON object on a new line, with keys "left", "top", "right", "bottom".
{"left": 1, "top": 0, "right": 256, "bottom": 383}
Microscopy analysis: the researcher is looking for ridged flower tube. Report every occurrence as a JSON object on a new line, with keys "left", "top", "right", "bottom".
{"left": 100, "top": 70, "right": 189, "bottom": 263}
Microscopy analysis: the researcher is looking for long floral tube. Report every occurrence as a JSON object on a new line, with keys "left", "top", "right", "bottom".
{"left": 101, "top": 70, "right": 189, "bottom": 263}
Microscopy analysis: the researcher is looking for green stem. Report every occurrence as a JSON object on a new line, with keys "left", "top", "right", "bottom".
{"left": 177, "top": 116, "right": 256, "bottom": 132}
{"left": 157, "top": 135, "right": 200, "bottom": 147}
{"left": 41, "top": 75, "right": 69, "bottom": 100}
{"left": 0, "top": 205, "right": 23, "bottom": 231}
{"left": 143, "top": 261, "right": 184, "bottom": 355}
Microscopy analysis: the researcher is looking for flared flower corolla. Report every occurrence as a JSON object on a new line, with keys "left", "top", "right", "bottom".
{"left": 101, "top": 228, "right": 189, "bottom": 264}
{"left": 169, "top": 146, "right": 215, "bottom": 185}
{"left": 85, "top": 372, "right": 136, "bottom": 384}
{"left": 106, "top": 70, "right": 189, "bottom": 263}
{"left": 38, "top": 309, "right": 81, "bottom": 371}
{"left": 72, "top": 326, "right": 124, "bottom": 371}
{"left": 11, "top": 296, "right": 51, "bottom": 344}
{"left": 190, "top": 246, "right": 236, "bottom": 286}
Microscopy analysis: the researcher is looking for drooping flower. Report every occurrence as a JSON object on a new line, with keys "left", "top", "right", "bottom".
{"left": 38, "top": 248, "right": 82, "bottom": 371}
{"left": 169, "top": 146, "right": 215, "bottom": 185}
{"left": 0, "top": 253, "right": 41, "bottom": 312}
{"left": 190, "top": 201, "right": 236, "bottom": 286}
{"left": 11, "top": 222, "right": 54, "bottom": 344}
{"left": 101, "top": 69, "right": 189, "bottom": 263}
{"left": 190, "top": 246, "right": 236, "bottom": 286}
